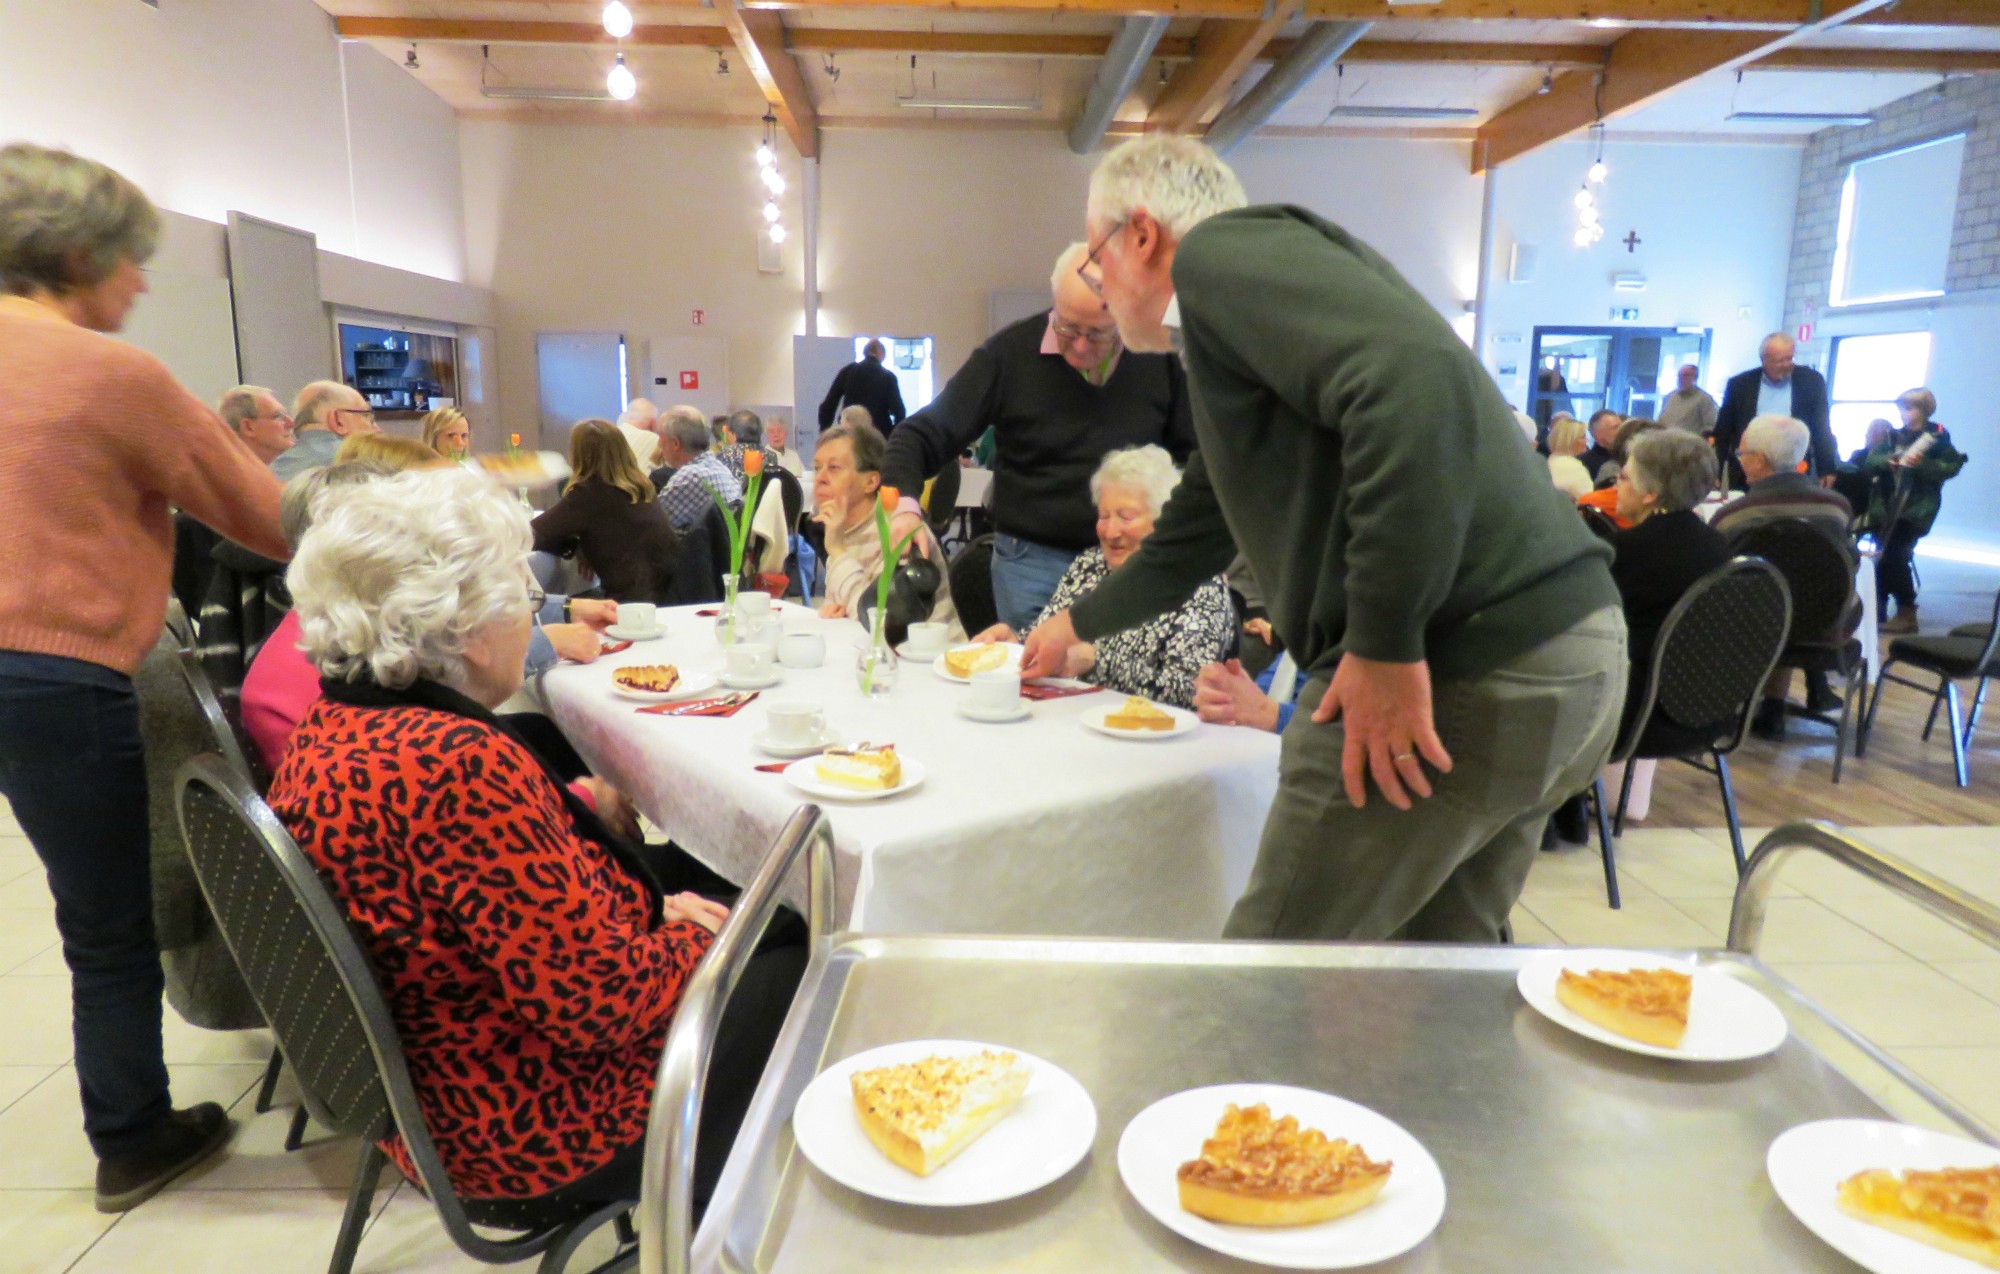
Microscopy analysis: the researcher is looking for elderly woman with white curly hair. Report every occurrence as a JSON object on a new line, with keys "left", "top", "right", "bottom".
{"left": 975, "top": 445, "right": 1233, "bottom": 707}
{"left": 267, "top": 467, "right": 803, "bottom": 1218}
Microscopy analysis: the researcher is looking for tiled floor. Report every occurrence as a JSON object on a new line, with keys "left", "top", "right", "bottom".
{"left": 2, "top": 809, "right": 1997, "bottom": 1271}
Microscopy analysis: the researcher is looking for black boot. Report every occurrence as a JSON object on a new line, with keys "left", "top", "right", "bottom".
{"left": 1549, "top": 793, "right": 1591, "bottom": 846}
{"left": 1803, "top": 671, "right": 1840, "bottom": 715}
{"left": 1750, "top": 697, "right": 1788, "bottom": 742}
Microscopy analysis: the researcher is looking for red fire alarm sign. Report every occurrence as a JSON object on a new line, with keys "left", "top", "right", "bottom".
{"left": 692, "top": 309, "right": 705, "bottom": 326}
{"left": 679, "top": 370, "right": 699, "bottom": 390}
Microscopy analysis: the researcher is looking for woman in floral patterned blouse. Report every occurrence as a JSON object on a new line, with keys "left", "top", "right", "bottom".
{"left": 975, "top": 445, "right": 1233, "bottom": 707}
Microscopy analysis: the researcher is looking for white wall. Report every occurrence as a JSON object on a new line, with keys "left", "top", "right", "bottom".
{"left": 461, "top": 121, "right": 1484, "bottom": 437}
{"left": 1479, "top": 139, "right": 1804, "bottom": 408}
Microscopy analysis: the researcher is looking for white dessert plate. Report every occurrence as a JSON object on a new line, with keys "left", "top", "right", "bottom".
{"left": 1516, "top": 948, "right": 1789, "bottom": 1062}
{"left": 932, "top": 643, "right": 1024, "bottom": 684}
{"left": 609, "top": 668, "right": 717, "bottom": 702}
{"left": 1118, "top": 1083, "right": 1445, "bottom": 1270}
{"left": 783, "top": 755, "right": 927, "bottom": 801}
{"left": 793, "top": 1039, "right": 1096, "bottom": 1207}
{"left": 603, "top": 623, "right": 666, "bottom": 642}
{"left": 1768, "top": 1119, "right": 2000, "bottom": 1274}
{"left": 957, "top": 701, "right": 1031, "bottom": 724}
{"left": 1081, "top": 700, "right": 1199, "bottom": 740}
{"left": 750, "top": 728, "right": 841, "bottom": 759}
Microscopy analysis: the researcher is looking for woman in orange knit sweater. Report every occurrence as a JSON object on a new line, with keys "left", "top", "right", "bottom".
{"left": 0, "top": 144, "right": 288, "bottom": 1210}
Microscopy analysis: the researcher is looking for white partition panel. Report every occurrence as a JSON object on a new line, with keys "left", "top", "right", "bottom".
{"left": 225, "top": 213, "right": 332, "bottom": 396}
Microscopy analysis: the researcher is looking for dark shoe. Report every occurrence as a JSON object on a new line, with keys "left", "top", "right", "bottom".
{"left": 1750, "top": 698, "right": 1788, "bottom": 742}
{"left": 1550, "top": 793, "right": 1591, "bottom": 846}
{"left": 95, "top": 1103, "right": 232, "bottom": 1213}
{"left": 1803, "top": 672, "right": 1841, "bottom": 715}
{"left": 1881, "top": 607, "right": 1919, "bottom": 635}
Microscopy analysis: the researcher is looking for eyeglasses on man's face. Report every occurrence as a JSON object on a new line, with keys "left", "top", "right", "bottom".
{"left": 1076, "top": 219, "right": 1127, "bottom": 299}
{"left": 1052, "top": 317, "right": 1119, "bottom": 348}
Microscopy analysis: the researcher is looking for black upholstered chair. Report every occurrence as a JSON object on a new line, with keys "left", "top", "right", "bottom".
{"left": 948, "top": 534, "right": 999, "bottom": 637}
{"left": 1578, "top": 504, "right": 1621, "bottom": 543}
{"left": 1728, "top": 518, "right": 1866, "bottom": 782}
{"left": 1860, "top": 587, "right": 2000, "bottom": 788}
{"left": 175, "top": 756, "right": 637, "bottom": 1274}
{"left": 1592, "top": 557, "right": 1792, "bottom": 906}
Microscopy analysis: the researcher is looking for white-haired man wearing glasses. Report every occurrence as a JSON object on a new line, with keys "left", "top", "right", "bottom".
{"left": 882, "top": 242, "right": 1197, "bottom": 631}
{"left": 1023, "top": 136, "right": 1627, "bottom": 945}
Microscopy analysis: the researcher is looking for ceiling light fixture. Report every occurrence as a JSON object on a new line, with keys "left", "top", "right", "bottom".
{"left": 602, "top": 1, "right": 633, "bottom": 40}
{"left": 895, "top": 93, "right": 1044, "bottom": 112}
{"left": 769, "top": 223, "right": 787, "bottom": 244}
{"left": 1539, "top": 70, "right": 1553, "bottom": 95}
{"left": 1325, "top": 104, "right": 1478, "bottom": 120}
{"left": 606, "top": 54, "right": 636, "bottom": 101}
{"left": 762, "top": 200, "right": 780, "bottom": 224}
{"left": 405, "top": 44, "right": 420, "bottom": 71}
{"left": 1726, "top": 110, "right": 1877, "bottom": 126}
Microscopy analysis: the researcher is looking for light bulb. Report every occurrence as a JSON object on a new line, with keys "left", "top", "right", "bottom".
{"left": 1573, "top": 189, "right": 1594, "bottom": 210}
{"left": 755, "top": 143, "right": 774, "bottom": 168}
{"left": 762, "top": 168, "right": 786, "bottom": 196}
{"left": 1588, "top": 160, "right": 1609, "bottom": 184}
{"left": 1590, "top": 223, "right": 1606, "bottom": 243}
{"left": 602, "top": 1, "right": 634, "bottom": 39}
{"left": 606, "top": 56, "right": 636, "bottom": 101}
{"left": 1579, "top": 205, "right": 1600, "bottom": 228}
{"left": 762, "top": 200, "right": 780, "bottom": 223}
{"left": 1574, "top": 227, "right": 1593, "bottom": 248}
{"left": 769, "top": 223, "right": 787, "bottom": 244}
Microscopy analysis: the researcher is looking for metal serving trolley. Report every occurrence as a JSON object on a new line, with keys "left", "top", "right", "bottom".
{"left": 636, "top": 815, "right": 2000, "bottom": 1273}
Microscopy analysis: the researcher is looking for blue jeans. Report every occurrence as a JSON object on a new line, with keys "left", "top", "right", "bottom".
{"left": 0, "top": 652, "right": 171, "bottom": 1158}
{"left": 990, "top": 534, "right": 1080, "bottom": 634}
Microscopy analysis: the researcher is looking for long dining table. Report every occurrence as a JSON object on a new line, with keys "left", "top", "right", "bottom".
{"left": 536, "top": 604, "right": 1281, "bottom": 938}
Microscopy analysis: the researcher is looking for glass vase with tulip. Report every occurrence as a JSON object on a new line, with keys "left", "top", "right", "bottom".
{"left": 706, "top": 449, "right": 766, "bottom": 646}
{"left": 857, "top": 485, "right": 923, "bottom": 697}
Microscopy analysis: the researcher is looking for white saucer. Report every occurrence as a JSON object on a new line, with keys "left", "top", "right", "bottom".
{"left": 604, "top": 623, "right": 665, "bottom": 642}
{"left": 792, "top": 1040, "right": 1096, "bottom": 1207}
{"left": 957, "top": 700, "right": 1031, "bottom": 724}
{"left": 1119, "top": 1083, "right": 1446, "bottom": 1269}
{"left": 751, "top": 728, "right": 840, "bottom": 759}
{"left": 1769, "top": 1119, "right": 2000, "bottom": 1274}
{"left": 720, "top": 669, "right": 783, "bottom": 690}
{"left": 1516, "top": 948, "right": 1789, "bottom": 1062}
{"left": 897, "top": 642, "right": 948, "bottom": 662}
{"left": 783, "top": 755, "right": 927, "bottom": 801}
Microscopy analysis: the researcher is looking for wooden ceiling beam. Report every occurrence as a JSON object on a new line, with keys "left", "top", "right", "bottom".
{"left": 712, "top": 0, "right": 819, "bottom": 157}
{"left": 1147, "top": 0, "right": 1301, "bottom": 133}
{"left": 1472, "top": 0, "right": 1905, "bottom": 173}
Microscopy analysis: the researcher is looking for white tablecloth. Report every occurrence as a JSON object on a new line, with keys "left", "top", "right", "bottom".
{"left": 537, "top": 606, "right": 1281, "bottom": 938}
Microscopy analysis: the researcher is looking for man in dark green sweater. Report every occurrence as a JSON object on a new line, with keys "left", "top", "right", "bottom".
{"left": 1023, "top": 137, "right": 1627, "bottom": 943}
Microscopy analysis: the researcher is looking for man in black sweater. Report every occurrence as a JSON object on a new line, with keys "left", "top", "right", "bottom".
{"left": 883, "top": 243, "right": 1196, "bottom": 630}
{"left": 818, "top": 340, "right": 906, "bottom": 437}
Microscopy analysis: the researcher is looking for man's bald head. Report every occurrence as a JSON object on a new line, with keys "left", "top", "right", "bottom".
{"left": 1049, "top": 242, "right": 1119, "bottom": 374}
{"left": 293, "top": 381, "right": 373, "bottom": 437}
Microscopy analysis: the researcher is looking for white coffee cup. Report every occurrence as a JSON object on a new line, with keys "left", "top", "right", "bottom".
{"left": 968, "top": 668, "right": 1022, "bottom": 715}
{"left": 726, "top": 644, "right": 775, "bottom": 680}
{"left": 764, "top": 700, "right": 827, "bottom": 745}
{"left": 616, "top": 601, "right": 657, "bottom": 633}
{"left": 750, "top": 616, "right": 784, "bottom": 649}
{"left": 778, "top": 631, "right": 826, "bottom": 668}
{"left": 736, "top": 590, "right": 773, "bottom": 621}
{"left": 904, "top": 621, "right": 949, "bottom": 657}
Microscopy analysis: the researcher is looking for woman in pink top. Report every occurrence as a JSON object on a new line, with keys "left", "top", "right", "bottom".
{"left": 0, "top": 144, "right": 287, "bottom": 1212}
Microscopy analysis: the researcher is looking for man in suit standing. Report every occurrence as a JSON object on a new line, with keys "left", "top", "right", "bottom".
{"left": 1712, "top": 333, "right": 1836, "bottom": 487}
{"left": 818, "top": 340, "right": 906, "bottom": 437}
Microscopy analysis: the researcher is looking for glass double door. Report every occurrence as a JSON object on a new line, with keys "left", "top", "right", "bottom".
{"left": 1528, "top": 326, "right": 1711, "bottom": 433}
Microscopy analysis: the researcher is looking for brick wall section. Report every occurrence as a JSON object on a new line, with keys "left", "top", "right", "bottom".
{"left": 1782, "top": 74, "right": 2000, "bottom": 360}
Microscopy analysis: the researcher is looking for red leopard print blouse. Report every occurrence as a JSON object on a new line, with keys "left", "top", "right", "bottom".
{"left": 267, "top": 698, "right": 713, "bottom": 1199}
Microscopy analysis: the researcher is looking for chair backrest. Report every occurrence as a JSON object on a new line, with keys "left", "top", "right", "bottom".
{"left": 174, "top": 647, "right": 265, "bottom": 789}
{"left": 1620, "top": 556, "right": 1791, "bottom": 760}
{"left": 664, "top": 506, "right": 731, "bottom": 605}
{"left": 174, "top": 757, "right": 562, "bottom": 1259}
{"left": 948, "top": 534, "right": 999, "bottom": 636}
{"left": 1728, "top": 517, "right": 1855, "bottom": 646}
{"left": 164, "top": 596, "right": 195, "bottom": 650}
{"left": 1578, "top": 504, "right": 1620, "bottom": 543}
{"left": 1968, "top": 587, "right": 2000, "bottom": 669}
{"left": 768, "top": 464, "right": 804, "bottom": 535}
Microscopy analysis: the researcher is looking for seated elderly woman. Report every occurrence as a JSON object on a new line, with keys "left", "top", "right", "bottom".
{"left": 267, "top": 468, "right": 802, "bottom": 1214}
{"left": 976, "top": 446, "right": 1234, "bottom": 709}
{"left": 814, "top": 417, "right": 962, "bottom": 636}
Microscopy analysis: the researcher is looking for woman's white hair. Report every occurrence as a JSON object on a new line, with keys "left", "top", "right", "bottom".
{"left": 288, "top": 468, "right": 532, "bottom": 692}
{"left": 1090, "top": 444, "right": 1182, "bottom": 519}
{"left": 1741, "top": 415, "right": 1809, "bottom": 473}
{"left": 1087, "top": 136, "right": 1248, "bottom": 241}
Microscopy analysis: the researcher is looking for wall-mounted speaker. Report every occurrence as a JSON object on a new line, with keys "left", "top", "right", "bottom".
{"left": 1508, "top": 244, "right": 1536, "bottom": 284}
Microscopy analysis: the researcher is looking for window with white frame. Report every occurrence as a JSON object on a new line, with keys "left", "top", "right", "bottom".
{"left": 1830, "top": 133, "right": 1966, "bottom": 307}
{"left": 1827, "top": 331, "right": 1932, "bottom": 454}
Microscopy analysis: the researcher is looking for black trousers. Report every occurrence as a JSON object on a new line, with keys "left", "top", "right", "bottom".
{"left": 1878, "top": 522, "right": 1922, "bottom": 613}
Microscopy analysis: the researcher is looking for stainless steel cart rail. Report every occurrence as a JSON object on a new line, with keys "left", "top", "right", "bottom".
{"left": 641, "top": 817, "right": 2000, "bottom": 1273}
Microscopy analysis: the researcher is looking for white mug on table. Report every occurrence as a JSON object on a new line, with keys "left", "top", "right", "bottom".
{"left": 904, "top": 621, "right": 949, "bottom": 658}
{"left": 764, "top": 700, "right": 827, "bottom": 746}
{"left": 968, "top": 668, "right": 1022, "bottom": 715}
{"left": 778, "top": 630, "right": 826, "bottom": 668}
{"left": 736, "top": 590, "right": 773, "bottom": 622}
{"left": 727, "top": 644, "right": 775, "bottom": 680}
{"left": 616, "top": 601, "right": 657, "bottom": 633}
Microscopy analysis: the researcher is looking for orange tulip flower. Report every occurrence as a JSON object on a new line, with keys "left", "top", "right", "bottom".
{"left": 743, "top": 448, "right": 765, "bottom": 477}
{"left": 508, "top": 433, "right": 521, "bottom": 447}
{"left": 879, "top": 486, "right": 899, "bottom": 512}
